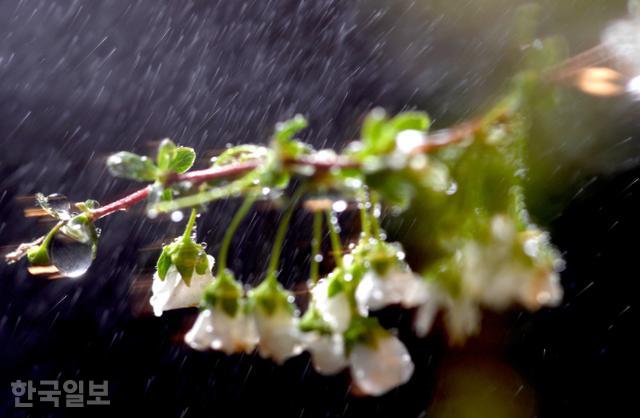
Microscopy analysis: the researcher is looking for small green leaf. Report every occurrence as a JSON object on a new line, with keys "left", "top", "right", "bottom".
{"left": 365, "top": 170, "right": 415, "bottom": 211}
{"left": 361, "top": 108, "right": 387, "bottom": 146}
{"left": 360, "top": 109, "right": 397, "bottom": 155}
{"left": 107, "top": 152, "right": 157, "bottom": 181}
{"left": 274, "top": 114, "right": 308, "bottom": 144}
{"left": 157, "top": 139, "right": 177, "bottom": 170}
{"left": 169, "top": 147, "right": 196, "bottom": 173}
{"left": 156, "top": 246, "right": 172, "bottom": 280}
{"left": 389, "top": 111, "right": 430, "bottom": 132}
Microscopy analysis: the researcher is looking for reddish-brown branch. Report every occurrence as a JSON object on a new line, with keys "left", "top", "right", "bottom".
{"left": 88, "top": 121, "right": 490, "bottom": 221}
{"left": 90, "top": 186, "right": 152, "bottom": 220}
{"left": 89, "top": 157, "right": 362, "bottom": 220}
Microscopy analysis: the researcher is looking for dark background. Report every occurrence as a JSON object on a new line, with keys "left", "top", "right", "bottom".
{"left": 0, "top": 0, "right": 637, "bottom": 417}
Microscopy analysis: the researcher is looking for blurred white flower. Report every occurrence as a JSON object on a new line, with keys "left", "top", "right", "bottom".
{"left": 312, "top": 278, "right": 351, "bottom": 332}
{"left": 150, "top": 255, "right": 215, "bottom": 317}
{"left": 184, "top": 306, "right": 258, "bottom": 354}
{"left": 355, "top": 267, "right": 429, "bottom": 315}
{"left": 461, "top": 216, "right": 563, "bottom": 311}
{"left": 255, "top": 308, "right": 303, "bottom": 364}
{"left": 304, "top": 332, "right": 348, "bottom": 375}
{"left": 349, "top": 334, "right": 414, "bottom": 396}
{"left": 442, "top": 296, "right": 482, "bottom": 345}
{"left": 413, "top": 281, "right": 447, "bottom": 337}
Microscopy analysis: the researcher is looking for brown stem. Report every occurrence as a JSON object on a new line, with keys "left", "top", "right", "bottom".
{"left": 88, "top": 120, "right": 491, "bottom": 221}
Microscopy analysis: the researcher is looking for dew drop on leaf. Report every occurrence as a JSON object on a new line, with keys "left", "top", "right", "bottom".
{"left": 49, "top": 233, "right": 93, "bottom": 278}
{"left": 47, "top": 193, "right": 72, "bottom": 217}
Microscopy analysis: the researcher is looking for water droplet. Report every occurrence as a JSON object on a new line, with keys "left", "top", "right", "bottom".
{"left": 147, "top": 209, "right": 159, "bottom": 219}
{"left": 171, "top": 211, "right": 184, "bottom": 222}
{"left": 372, "top": 203, "right": 381, "bottom": 218}
{"left": 287, "top": 295, "right": 295, "bottom": 304}
{"left": 345, "top": 178, "right": 363, "bottom": 189}
{"left": 47, "top": 193, "right": 70, "bottom": 211}
{"left": 262, "top": 187, "right": 271, "bottom": 196}
{"left": 332, "top": 200, "right": 348, "bottom": 213}
{"left": 446, "top": 182, "right": 458, "bottom": 195}
{"left": 313, "top": 254, "right": 323, "bottom": 263}
{"left": 49, "top": 233, "right": 93, "bottom": 278}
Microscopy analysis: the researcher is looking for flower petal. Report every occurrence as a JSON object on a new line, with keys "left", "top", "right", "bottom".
{"left": 305, "top": 333, "right": 348, "bottom": 375}
{"left": 185, "top": 307, "right": 258, "bottom": 354}
{"left": 349, "top": 335, "right": 414, "bottom": 396}
{"left": 150, "top": 255, "right": 215, "bottom": 317}
{"left": 313, "top": 279, "right": 352, "bottom": 333}
{"left": 255, "top": 310, "right": 303, "bottom": 364}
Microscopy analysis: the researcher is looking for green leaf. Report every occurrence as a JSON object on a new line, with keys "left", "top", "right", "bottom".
{"left": 361, "top": 109, "right": 397, "bottom": 155}
{"left": 365, "top": 170, "right": 415, "bottom": 211}
{"left": 389, "top": 111, "right": 430, "bottom": 132}
{"left": 107, "top": 152, "right": 157, "bottom": 181}
{"left": 274, "top": 114, "right": 308, "bottom": 144}
{"left": 169, "top": 147, "right": 196, "bottom": 173}
{"left": 157, "top": 139, "right": 177, "bottom": 170}
{"left": 156, "top": 246, "right": 172, "bottom": 280}
{"left": 213, "top": 145, "right": 269, "bottom": 166}
{"left": 361, "top": 108, "right": 387, "bottom": 146}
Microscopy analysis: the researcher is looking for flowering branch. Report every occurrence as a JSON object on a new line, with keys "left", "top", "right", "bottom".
{"left": 4, "top": 78, "right": 565, "bottom": 396}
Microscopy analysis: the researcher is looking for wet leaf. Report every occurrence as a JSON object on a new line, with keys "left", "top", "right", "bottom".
{"left": 107, "top": 151, "right": 157, "bottom": 181}
{"left": 169, "top": 147, "right": 196, "bottom": 173}
{"left": 157, "top": 139, "right": 177, "bottom": 170}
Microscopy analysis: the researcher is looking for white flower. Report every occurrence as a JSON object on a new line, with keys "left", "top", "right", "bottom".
{"left": 304, "top": 332, "right": 348, "bottom": 375}
{"left": 184, "top": 307, "right": 258, "bottom": 354}
{"left": 150, "top": 255, "right": 215, "bottom": 317}
{"left": 254, "top": 308, "right": 303, "bottom": 364}
{"left": 355, "top": 267, "right": 429, "bottom": 315}
{"left": 349, "top": 334, "right": 415, "bottom": 396}
{"left": 461, "top": 216, "right": 564, "bottom": 311}
{"left": 312, "top": 279, "right": 351, "bottom": 333}
{"left": 413, "top": 281, "right": 446, "bottom": 337}
{"left": 442, "top": 297, "right": 482, "bottom": 345}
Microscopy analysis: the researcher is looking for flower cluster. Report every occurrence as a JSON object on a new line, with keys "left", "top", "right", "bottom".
{"left": 150, "top": 204, "right": 562, "bottom": 396}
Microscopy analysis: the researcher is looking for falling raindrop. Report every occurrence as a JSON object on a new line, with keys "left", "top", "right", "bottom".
{"left": 49, "top": 232, "right": 93, "bottom": 278}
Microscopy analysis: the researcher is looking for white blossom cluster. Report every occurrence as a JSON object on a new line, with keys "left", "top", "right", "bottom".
{"left": 149, "top": 214, "right": 563, "bottom": 396}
